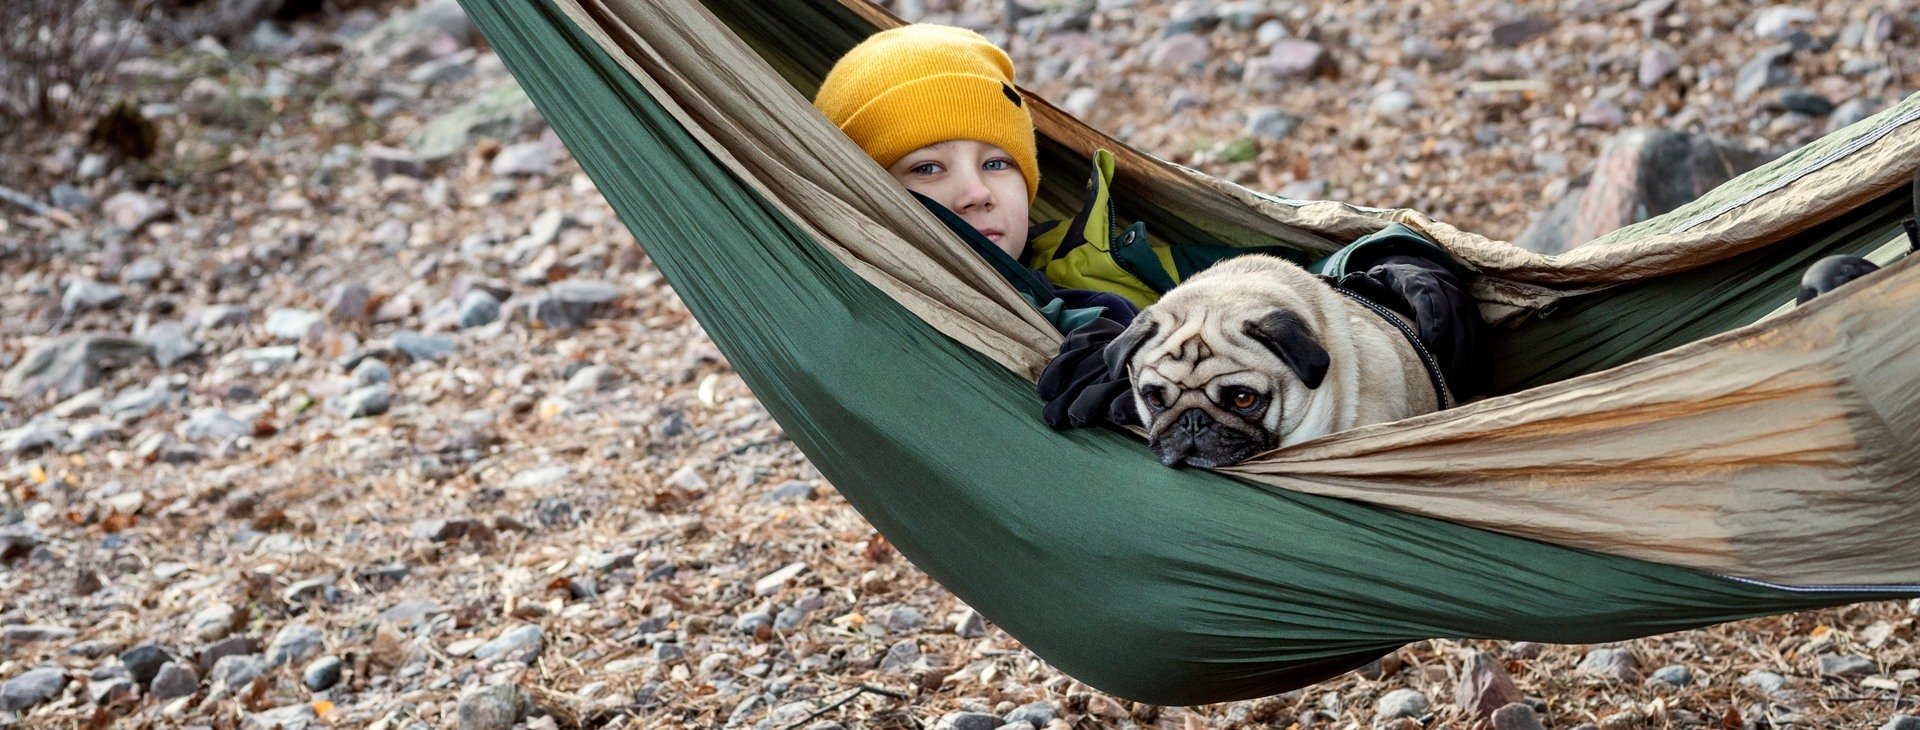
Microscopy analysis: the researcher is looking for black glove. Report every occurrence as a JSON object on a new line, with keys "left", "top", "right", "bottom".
{"left": 1335, "top": 254, "right": 1490, "bottom": 400}
{"left": 1037, "top": 317, "right": 1141, "bottom": 430}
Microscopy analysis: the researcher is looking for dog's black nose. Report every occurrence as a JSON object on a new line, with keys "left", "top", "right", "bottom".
{"left": 1177, "top": 409, "right": 1209, "bottom": 435}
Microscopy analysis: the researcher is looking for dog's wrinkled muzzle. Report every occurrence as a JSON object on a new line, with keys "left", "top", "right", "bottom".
{"left": 1150, "top": 409, "right": 1265, "bottom": 469}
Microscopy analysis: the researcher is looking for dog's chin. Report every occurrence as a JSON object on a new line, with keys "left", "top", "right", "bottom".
{"left": 1149, "top": 428, "right": 1274, "bottom": 469}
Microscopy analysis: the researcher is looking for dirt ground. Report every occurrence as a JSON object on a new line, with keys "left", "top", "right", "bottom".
{"left": 1, "top": 0, "right": 1917, "bottom": 728}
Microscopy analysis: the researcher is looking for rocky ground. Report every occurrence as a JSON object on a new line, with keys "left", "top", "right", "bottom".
{"left": 1, "top": 0, "right": 1918, "bottom": 728}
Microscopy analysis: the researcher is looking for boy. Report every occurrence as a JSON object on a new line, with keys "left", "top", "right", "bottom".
{"left": 812, "top": 23, "right": 1138, "bottom": 328}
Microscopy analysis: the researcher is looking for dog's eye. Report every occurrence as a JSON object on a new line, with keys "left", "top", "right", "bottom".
{"left": 1230, "top": 389, "right": 1259, "bottom": 411}
{"left": 1144, "top": 389, "right": 1167, "bottom": 409}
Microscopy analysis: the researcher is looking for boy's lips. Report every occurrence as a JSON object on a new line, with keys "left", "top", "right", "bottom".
{"left": 979, "top": 228, "right": 1004, "bottom": 242}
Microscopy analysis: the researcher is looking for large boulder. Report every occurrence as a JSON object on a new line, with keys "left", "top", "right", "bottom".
{"left": 1515, "top": 129, "right": 1776, "bottom": 253}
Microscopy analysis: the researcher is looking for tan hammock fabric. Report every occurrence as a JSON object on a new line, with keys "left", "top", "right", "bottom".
{"left": 550, "top": 0, "right": 1920, "bottom": 586}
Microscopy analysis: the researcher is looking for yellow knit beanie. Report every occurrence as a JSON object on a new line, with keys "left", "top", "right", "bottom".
{"left": 814, "top": 24, "right": 1040, "bottom": 202}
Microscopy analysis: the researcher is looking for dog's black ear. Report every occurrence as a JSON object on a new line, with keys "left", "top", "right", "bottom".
{"left": 1245, "top": 310, "right": 1329, "bottom": 389}
{"left": 1103, "top": 315, "right": 1159, "bottom": 380}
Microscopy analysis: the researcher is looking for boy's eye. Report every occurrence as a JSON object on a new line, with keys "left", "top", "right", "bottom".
{"left": 910, "top": 162, "right": 942, "bottom": 175}
{"left": 984, "top": 158, "right": 1014, "bottom": 171}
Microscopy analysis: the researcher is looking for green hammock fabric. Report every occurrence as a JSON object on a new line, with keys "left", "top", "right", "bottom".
{"left": 460, "top": 0, "right": 1912, "bottom": 705}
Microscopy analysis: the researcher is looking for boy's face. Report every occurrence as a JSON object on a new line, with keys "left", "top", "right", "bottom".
{"left": 887, "top": 140, "right": 1031, "bottom": 259}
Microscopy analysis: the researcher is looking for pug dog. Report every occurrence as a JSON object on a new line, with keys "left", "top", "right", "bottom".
{"left": 1102, "top": 254, "right": 1444, "bottom": 468}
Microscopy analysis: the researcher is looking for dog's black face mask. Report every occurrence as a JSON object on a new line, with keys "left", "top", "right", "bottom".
{"left": 1110, "top": 309, "right": 1329, "bottom": 469}
{"left": 1145, "top": 406, "right": 1271, "bottom": 469}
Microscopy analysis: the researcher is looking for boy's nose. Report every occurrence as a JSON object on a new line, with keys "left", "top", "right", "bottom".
{"left": 953, "top": 174, "right": 994, "bottom": 212}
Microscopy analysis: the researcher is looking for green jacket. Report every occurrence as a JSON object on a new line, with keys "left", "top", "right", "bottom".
{"left": 1025, "top": 149, "right": 1463, "bottom": 306}
{"left": 1024, "top": 149, "right": 1302, "bottom": 308}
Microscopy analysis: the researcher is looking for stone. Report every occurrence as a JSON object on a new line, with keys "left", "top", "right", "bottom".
{"left": 370, "top": 219, "right": 410, "bottom": 250}
{"left": 1576, "top": 647, "right": 1640, "bottom": 681}
{"left": 324, "top": 282, "right": 372, "bottom": 323}
{"left": 1491, "top": 702, "right": 1547, "bottom": 730}
{"left": 62, "top": 279, "right": 126, "bottom": 313}
{"left": 953, "top": 609, "right": 988, "bottom": 638}
{"left": 393, "top": 331, "right": 457, "bottom": 361}
{"left": 409, "top": 85, "right": 543, "bottom": 162}
{"left": 878, "top": 639, "right": 920, "bottom": 673}
{"left": 1457, "top": 651, "right": 1523, "bottom": 719}
{"left": 1881, "top": 717, "right": 1920, "bottom": 730}
{"left": 1775, "top": 89, "right": 1835, "bottom": 116}
{"left": 563, "top": 364, "right": 616, "bottom": 394}
{"left": 1566, "top": 130, "right": 1774, "bottom": 247}
{"left": 1819, "top": 653, "right": 1878, "bottom": 677}
{"left": 459, "top": 290, "right": 501, "bottom": 329}
{"left": 763, "top": 480, "right": 817, "bottom": 503}
{"left": 1638, "top": 46, "right": 1680, "bottom": 87}
{"left": 178, "top": 408, "right": 251, "bottom": 441}
{"left": 3, "top": 334, "right": 150, "bottom": 400}
{"left": 243, "top": 703, "right": 317, "bottom": 730}
{"left": 150, "top": 661, "right": 199, "bottom": 700}
{"left": 457, "top": 683, "right": 532, "bottom": 730}
{"left": 1651, "top": 664, "right": 1692, "bottom": 686}
{"left": 1004, "top": 701, "right": 1057, "bottom": 727}
{"left": 1147, "top": 33, "right": 1210, "bottom": 71}
{"left": 264, "top": 308, "right": 324, "bottom": 340}
{"left": 333, "top": 383, "right": 391, "bottom": 418}
{"left": 1061, "top": 87, "right": 1098, "bottom": 117}
{"left": 878, "top": 606, "right": 926, "bottom": 632}
{"left": 473, "top": 624, "right": 543, "bottom": 662}
{"left": 492, "top": 141, "right": 556, "bottom": 176}
{"left": 3, "top": 624, "right": 77, "bottom": 644}
{"left": 510, "top": 464, "right": 572, "bottom": 490}
{"left": 1490, "top": 15, "right": 1553, "bottom": 47}
{"left": 1, "top": 667, "right": 66, "bottom": 710}
{"left": 1734, "top": 47, "right": 1795, "bottom": 103}
{"left": 1244, "top": 107, "right": 1300, "bottom": 139}
{"left": 238, "top": 345, "right": 300, "bottom": 373}
{"left": 735, "top": 612, "right": 774, "bottom": 635}
{"left": 541, "top": 279, "right": 621, "bottom": 327}
{"left": 664, "top": 465, "right": 708, "bottom": 492}
{"left": 101, "top": 191, "right": 171, "bottom": 231}
{"left": 303, "top": 656, "right": 342, "bottom": 691}
{"left": 1741, "top": 669, "right": 1786, "bottom": 693}
{"left": 145, "top": 321, "right": 197, "bottom": 367}
{"left": 1828, "top": 98, "right": 1886, "bottom": 133}
{"left": 120, "top": 644, "right": 174, "bottom": 687}
{"left": 755, "top": 562, "right": 808, "bottom": 596}
{"left": 189, "top": 603, "right": 240, "bottom": 642}
{"left": 122, "top": 256, "right": 166, "bottom": 284}
{"left": 191, "top": 304, "right": 251, "bottom": 331}
{"left": 1751, "top": 6, "right": 1818, "bottom": 39}
{"left": 0, "top": 424, "right": 68, "bottom": 456}
{"left": 653, "top": 642, "right": 685, "bottom": 662}
{"left": 200, "top": 636, "right": 257, "bottom": 671}
{"left": 89, "top": 677, "right": 136, "bottom": 706}
{"left": 410, "top": 517, "right": 485, "bottom": 541}
{"left": 380, "top": 599, "right": 441, "bottom": 625}
{"left": 1376, "top": 688, "right": 1429, "bottom": 719}
{"left": 943, "top": 711, "right": 1004, "bottom": 730}
{"left": 1246, "top": 40, "right": 1332, "bottom": 85}
{"left": 210, "top": 654, "right": 266, "bottom": 688}
{"left": 1370, "top": 90, "right": 1414, "bottom": 116}
{"left": 365, "top": 146, "right": 427, "bottom": 180}
{"left": 1578, "top": 98, "right": 1625, "bottom": 128}
{"left": 266, "top": 623, "right": 324, "bottom": 667}
{"left": 351, "top": 358, "right": 392, "bottom": 387}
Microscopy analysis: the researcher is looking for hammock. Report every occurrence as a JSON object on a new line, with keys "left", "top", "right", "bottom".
{"left": 457, "top": 0, "right": 1920, "bottom": 705}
